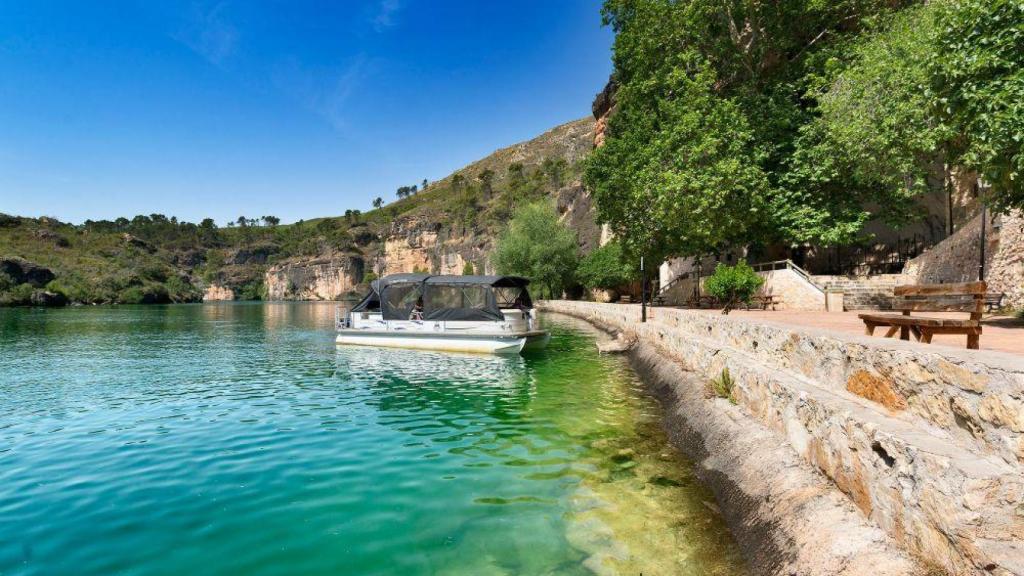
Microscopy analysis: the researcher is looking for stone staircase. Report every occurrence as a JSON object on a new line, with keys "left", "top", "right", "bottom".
{"left": 811, "top": 274, "right": 907, "bottom": 310}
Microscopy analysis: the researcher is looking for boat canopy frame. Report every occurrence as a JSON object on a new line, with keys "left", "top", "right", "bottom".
{"left": 350, "top": 274, "right": 532, "bottom": 321}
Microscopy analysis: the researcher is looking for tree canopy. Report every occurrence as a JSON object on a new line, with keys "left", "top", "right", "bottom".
{"left": 576, "top": 240, "right": 637, "bottom": 290}
{"left": 585, "top": 0, "right": 1024, "bottom": 262}
{"left": 491, "top": 201, "right": 578, "bottom": 299}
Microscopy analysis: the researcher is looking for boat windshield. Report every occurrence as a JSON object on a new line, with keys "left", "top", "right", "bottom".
{"left": 355, "top": 274, "right": 532, "bottom": 321}
{"left": 494, "top": 286, "right": 532, "bottom": 309}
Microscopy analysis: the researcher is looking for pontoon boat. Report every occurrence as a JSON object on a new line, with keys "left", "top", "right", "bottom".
{"left": 336, "top": 274, "right": 550, "bottom": 354}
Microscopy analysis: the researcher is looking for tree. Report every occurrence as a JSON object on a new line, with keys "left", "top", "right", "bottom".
{"left": 777, "top": 4, "right": 944, "bottom": 246}
{"left": 451, "top": 173, "right": 466, "bottom": 191}
{"left": 577, "top": 241, "right": 636, "bottom": 290}
{"left": 541, "top": 157, "right": 568, "bottom": 189}
{"left": 262, "top": 216, "right": 280, "bottom": 227}
{"left": 492, "top": 201, "right": 578, "bottom": 299}
{"left": 930, "top": 0, "right": 1024, "bottom": 211}
{"left": 236, "top": 216, "right": 248, "bottom": 228}
{"left": 372, "top": 197, "right": 383, "bottom": 209}
{"left": 478, "top": 169, "right": 495, "bottom": 201}
{"left": 584, "top": 55, "right": 768, "bottom": 263}
{"left": 588, "top": 0, "right": 921, "bottom": 261}
{"left": 422, "top": 178, "right": 429, "bottom": 191}
{"left": 411, "top": 184, "right": 418, "bottom": 195}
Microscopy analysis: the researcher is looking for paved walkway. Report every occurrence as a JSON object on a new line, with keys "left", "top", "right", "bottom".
{"left": 651, "top": 307, "right": 1024, "bottom": 356}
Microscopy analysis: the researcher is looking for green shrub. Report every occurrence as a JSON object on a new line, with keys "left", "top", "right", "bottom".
{"left": 139, "top": 263, "right": 169, "bottom": 282}
{"left": 362, "top": 271, "right": 378, "bottom": 284}
{"left": 703, "top": 260, "right": 764, "bottom": 314}
{"left": 118, "top": 283, "right": 170, "bottom": 304}
{"left": 237, "top": 279, "right": 266, "bottom": 301}
{"left": 46, "top": 277, "right": 95, "bottom": 304}
{"left": 165, "top": 275, "right": 199, "bottom": 302}
{"left": 577, "top": 241, "right": 635, "bottom": 291}
{"left": 462, "top": 262, "right": 475, "bottom": 275}
{"left": 0, "top": 283, "right": 35, "bottom": 305}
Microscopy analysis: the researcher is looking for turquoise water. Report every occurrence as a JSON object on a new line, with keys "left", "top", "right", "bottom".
{"left": 0, "top": 303, "right": 744, "bottom": 575}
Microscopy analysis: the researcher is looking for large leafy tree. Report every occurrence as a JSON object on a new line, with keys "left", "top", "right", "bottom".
{"left": 930, "top": 0, "right": 1024, "bottom": 211}
{"left": 491, "top": 201, "right": 578, "bottom": 299}
{"left": 586, "top": 0, "right": 922, "bottom": 261}
{"left": 777, "top": 4, "right": 948, "bottom": 245}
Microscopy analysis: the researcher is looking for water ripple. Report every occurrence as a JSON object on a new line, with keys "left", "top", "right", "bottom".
{"left": 0, "top": 303, "right": 744, "bottom": 576}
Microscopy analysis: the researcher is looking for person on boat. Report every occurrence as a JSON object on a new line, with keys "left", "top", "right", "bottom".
{"left": 512, "top": 293, "right": 530, "bottom": 312}
{"left": 410, "top": 297, "right": 424, "bottom": 321}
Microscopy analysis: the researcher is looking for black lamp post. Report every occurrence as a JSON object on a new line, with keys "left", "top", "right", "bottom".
{"left": 640, "top": 256, "right": 647, "bottom": 323}
{"left": 979, "top": 204, "right": 987, "bottom": 281}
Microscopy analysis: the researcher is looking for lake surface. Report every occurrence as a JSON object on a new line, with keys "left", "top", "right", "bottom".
{"left": 0, "top": 303, "right": 744, "bottom": 575}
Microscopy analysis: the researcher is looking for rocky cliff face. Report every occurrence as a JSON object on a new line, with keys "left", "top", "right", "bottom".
{"left": 264, "top": 117, "right": 602, "bottom": 299}
{"left": 265, "top": 254, "right": 364, "bottom": 301}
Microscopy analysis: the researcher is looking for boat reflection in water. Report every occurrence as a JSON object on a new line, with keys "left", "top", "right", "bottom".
{"left": 336, "top": 274, "right": 550, "bottom": 355}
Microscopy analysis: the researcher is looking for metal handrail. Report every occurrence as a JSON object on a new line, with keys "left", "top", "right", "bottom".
{"left": 659, "top": 258, "right": 824, "bottom": 295}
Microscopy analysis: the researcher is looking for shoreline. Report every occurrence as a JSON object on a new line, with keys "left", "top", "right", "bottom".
{"left": 543, "top": 309, "right": 921, "bottom": 576}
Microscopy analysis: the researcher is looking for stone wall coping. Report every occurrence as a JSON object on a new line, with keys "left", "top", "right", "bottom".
{"left": 550, "top": 301, "right": 1024, "bottom": 373}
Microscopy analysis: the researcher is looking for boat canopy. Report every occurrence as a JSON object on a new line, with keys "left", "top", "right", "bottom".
{"left": 350, "top": 274, "right": 532, "bottom": 321}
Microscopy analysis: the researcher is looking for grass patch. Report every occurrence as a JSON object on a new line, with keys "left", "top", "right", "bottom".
{"left": 711, "top": 368, "right": 737, "bottom": 404}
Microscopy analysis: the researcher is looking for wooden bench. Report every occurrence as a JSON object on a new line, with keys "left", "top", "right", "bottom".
{"left": 985, "top": 292, "right": 1005, "bottom": 312}
{"left": 746, "top": 294, "right": 780, "bottom": 311}
{"left": 859, "top": 281, "right": 986, "bottom": 349}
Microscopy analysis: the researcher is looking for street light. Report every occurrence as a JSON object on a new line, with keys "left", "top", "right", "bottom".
{"left": 640, "top": 256, "right": 647, "bottom": 323}
{"left": 979, "top": 205, "right": 987, "bottom": 282}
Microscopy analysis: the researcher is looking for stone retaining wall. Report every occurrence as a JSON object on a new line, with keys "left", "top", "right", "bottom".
{"left": 905, "top": 210, "right": 1024, "bottom": 309}
{"left": 540, "top": 301, "right": 1024, "bottom": 575}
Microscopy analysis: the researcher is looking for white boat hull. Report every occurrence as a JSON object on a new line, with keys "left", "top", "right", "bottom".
{"left": 336, "top": 330, "right": 539, "bottom": 355}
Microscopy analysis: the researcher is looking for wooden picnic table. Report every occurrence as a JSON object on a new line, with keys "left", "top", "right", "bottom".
{"left": 746, "top": 294, "right": 780, "bottom": 311}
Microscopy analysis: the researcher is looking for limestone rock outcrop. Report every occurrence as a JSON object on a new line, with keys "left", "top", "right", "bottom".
{"left": 202, "top": 284, "right": 234, "bottom": 301}
{"left": 265, "top": 255, "right": 364, "bottom": 301}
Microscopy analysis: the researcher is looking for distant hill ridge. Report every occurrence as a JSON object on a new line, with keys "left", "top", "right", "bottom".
{"left": 0, "top": 117, "right": 599, "bottom": 306}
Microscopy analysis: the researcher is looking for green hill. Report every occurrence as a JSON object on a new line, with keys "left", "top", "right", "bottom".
{"left": 0, "top": 117, "right": 596, "bottom": 306}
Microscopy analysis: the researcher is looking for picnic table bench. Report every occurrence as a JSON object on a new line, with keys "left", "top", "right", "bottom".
{"left": 859, "top": 281, "right": 985, "bottom": 349}
{"left": 985, "top": 292, "right": 1005, "bottom": 312}
{"left": 745, "top": 294, "right": 780, "bottom": 311}
{"left": 686, "top": 295, "right": 718, "bottom": 309}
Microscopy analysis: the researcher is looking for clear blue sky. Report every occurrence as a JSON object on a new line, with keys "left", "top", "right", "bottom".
{"left": 0, "top": 1, "right": 612, "bottom": 225}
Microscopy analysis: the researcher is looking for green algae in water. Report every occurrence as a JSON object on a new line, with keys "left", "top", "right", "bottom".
{"left": 0, "top": 303, "right": 745, "bottom": 575}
